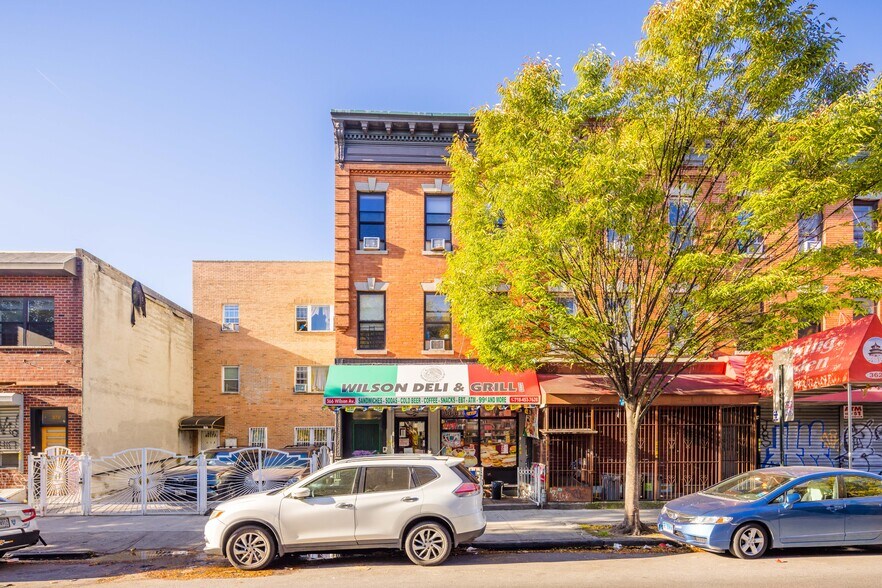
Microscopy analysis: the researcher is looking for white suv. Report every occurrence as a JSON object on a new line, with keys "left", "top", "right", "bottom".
{"left": 204, "top": 455, "right": 485, "bottom": 570}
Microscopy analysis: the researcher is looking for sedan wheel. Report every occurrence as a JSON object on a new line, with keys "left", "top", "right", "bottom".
{"left": 731, "top": 523, "right": 768, "bottom": 560}
{"left": 404, "top": 522, "right": 452, "bottom": 566}
{"left": 226, "top": 525, "right": 277, "bottom": 570}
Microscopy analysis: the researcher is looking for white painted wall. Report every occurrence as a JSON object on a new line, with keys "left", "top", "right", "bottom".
{"left": 80, "top": 251, "right": 193, "bottom": 456}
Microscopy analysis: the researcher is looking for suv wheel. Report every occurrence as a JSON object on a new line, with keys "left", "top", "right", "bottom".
{"left": 404, "top": 522, "right": 452, "bottom": 566}
{"left": 226, "top": 525, "right": 277, "bottom": 570}
{"left": 731, "top": 523, "right": 768, "bottom": 560}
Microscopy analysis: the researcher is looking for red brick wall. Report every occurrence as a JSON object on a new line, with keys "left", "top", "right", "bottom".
{"left": 334, "top": 164, "right": 472, "bottom": 359}
{"left": 0, "top": 270, "right": 84, "bottom": 486}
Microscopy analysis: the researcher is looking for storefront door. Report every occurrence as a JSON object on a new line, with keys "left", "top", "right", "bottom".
{"left": 394, "top": 418, "right": 428, "bottom": 454}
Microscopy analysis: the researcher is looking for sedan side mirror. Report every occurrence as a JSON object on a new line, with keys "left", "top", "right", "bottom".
{"left": 287, "top": 487, "right": 310, "bottom": 500}
{"left": 784, "top": 492, "right": 801, "bottom": 507}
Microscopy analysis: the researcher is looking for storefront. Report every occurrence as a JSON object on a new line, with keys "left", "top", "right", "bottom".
{"left": 325, "top": 363, "right": 540, "bottom": 484}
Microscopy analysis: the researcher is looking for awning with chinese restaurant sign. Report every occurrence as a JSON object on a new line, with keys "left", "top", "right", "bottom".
{"left": 324, "top": 364, "right": 540, "bottom": 408}
{"left": 179, "top": 416, "right": 226, "bottom": 431}
{"left": 744, "top": 315, "right": 882, "bottom": 395}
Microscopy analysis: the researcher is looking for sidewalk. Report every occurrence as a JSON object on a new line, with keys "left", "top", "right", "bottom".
{"left": 29, "top": 508, "right": 662, "bottom": 557}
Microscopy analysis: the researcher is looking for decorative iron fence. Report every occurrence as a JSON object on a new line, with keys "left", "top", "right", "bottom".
{"left": 28, "top": 445, "right": 331, "bottom": 516}
{"left": 517, "top": 463, "right": 544, "bottom": 505}
{"left": 542, "top": 405, "right": 757, "bottom": 502}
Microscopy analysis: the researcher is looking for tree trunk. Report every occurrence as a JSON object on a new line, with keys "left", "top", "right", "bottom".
{"left": 615, "top": 402, "right": 650, "bottom": 535}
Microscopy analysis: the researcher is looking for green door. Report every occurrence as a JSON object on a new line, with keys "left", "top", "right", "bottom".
{"left": 352, "top": 422, "right": 382, "bottom": 454}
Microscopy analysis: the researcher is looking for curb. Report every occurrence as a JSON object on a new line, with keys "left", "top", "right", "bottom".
{"left": 464, "top": 537, "right": 676, "bottom": 551}
{"left": 11, "top": 549, "right": 96, "bottom": 561}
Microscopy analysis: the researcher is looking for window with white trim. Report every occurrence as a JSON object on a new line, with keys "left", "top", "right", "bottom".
{"left": 294, "top": 366, "right": 329, "bottom": 393}
{"left": 222, "top": 304, "right": 239, "bottom": 326}
{"left": 797, "top": 213, "right": 823, "bottom": 251}
{"left": 222, "top": 366, "right": 239, "bottom": 394}
{"left": 294, "top": 426, "right": 335, "bottom": 447}
{"left": 248, "top": 427, "right": 267, "bottom": 448}
{"left": 295, "top": 305, "right": 333, "bottom": 332}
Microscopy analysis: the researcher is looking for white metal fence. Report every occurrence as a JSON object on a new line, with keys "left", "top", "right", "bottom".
{"left": 517, "top": 463, "right": 545, "bottom": 506}
{"left": 29, "top": 445, "right": 332, "bottom": 516}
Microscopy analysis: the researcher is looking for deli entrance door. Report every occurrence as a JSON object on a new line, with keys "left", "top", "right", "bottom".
{"left": 394, "top": 417, "right": 428, "bottom": 454}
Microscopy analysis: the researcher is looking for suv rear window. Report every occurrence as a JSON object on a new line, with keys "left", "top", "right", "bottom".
{"left": 452, "top": 463, "right": 480, "bottom": 484}
{"left": 411, "top": 466, "right": 440, "bottom": 487}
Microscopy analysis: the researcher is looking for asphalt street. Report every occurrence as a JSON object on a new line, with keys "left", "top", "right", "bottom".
{"left": 3, "top": 546, "right": 882, "bottom": 587}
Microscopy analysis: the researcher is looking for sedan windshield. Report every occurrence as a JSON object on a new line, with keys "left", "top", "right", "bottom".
{"left": 702, "top": 471, "right": 796, "bottom": 501}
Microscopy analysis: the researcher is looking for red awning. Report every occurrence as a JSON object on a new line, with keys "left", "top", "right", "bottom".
{"left": 539, "top": 362, "right": 756, "bottom": 405}
{"left": 744, "top": 315, "right": 882, "bottom": 395}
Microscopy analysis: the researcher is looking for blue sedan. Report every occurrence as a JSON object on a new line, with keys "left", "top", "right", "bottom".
{"left": 658, "top": 466, "right": 882, "bottom": 559}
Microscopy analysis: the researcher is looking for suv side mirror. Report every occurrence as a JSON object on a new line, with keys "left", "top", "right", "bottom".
{"left": 784, "top": 492, "right": 801, "bottom": 507}
{"left": 287, "top": 487, "right": 310, "bottom": 500}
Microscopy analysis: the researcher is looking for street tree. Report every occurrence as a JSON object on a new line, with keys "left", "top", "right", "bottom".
{"left": 443, "top": 0, "right": 882, "bottom": 534}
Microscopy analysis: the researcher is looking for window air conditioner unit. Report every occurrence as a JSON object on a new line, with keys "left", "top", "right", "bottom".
{"left": 430, "top": 238, "right": 447, "bottom": 252}
{"left": 428, "top": 339, "right": 446, "bottom": 351}
{"left": 294, "top": 384, "right": 307, "bottom": 393}
{"left": 799, "top": 240, "right": 821, "bottom": 253}
{"left": 221, "top": 322, "right": 239, "bottom": 332}
{"left": 362, "top": 237, "right": 381, "bottom": 250}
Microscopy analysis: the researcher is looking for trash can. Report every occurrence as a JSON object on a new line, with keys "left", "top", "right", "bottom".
{"left": 491, "top": 480, "right": 504, "bottom": 500}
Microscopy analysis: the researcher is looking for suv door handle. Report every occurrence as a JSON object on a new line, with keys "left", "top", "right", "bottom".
{"left": 826, "top": 505, "right": 844, "bottom": 511}
{"left": 401, "top": 496, "right": 420, "bottom": 502}
{"left": 335, "top": 502, "right": 354, "bottom": 509}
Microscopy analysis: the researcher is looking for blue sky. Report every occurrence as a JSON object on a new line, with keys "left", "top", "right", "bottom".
{"left": 2, "top": 1, "right": 880, "bottom": 308}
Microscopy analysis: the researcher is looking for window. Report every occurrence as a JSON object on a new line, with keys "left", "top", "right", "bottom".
{"left": 842, "top": 475, "right": 882, "bottom": 498}
{"left": 358, "top": 193, "right": 386, "bottom": 250}
{"left": 293, "top": 366, "right": 329, "bottom": 393}
{"left": 853, "top": 200, "right": 877, "bottom": 248}
{"left": 669, "top": 199, "right": 695, "bottom": 250}
{"left": 424, "top": 293, "right": 452, "bottom": 351}
{"left": 787, "top": 476, "right": 837, "bottom": 502}
{"left": 0, "top": 406, "right": 21, "bottom": 469}
{"left": 248, "top": 427, "right": 267, "bottom": 448}
{"left": 305, "top": 467, "right": 358, "bottom": 498}
{"left": 798, "top": 321, "right": 821, "bottom": 338}
{"left": 0, "top": 297, "right": 54, "bottom": 347}
{"left": 357, "top": 293, "right": 385, "bottom": 350}
{"left": 295, "top": 305, "right": 332, "bottom": 332}
{"left": 797, "top": 212, "right": 823, "bottom": 251}
{"left": 425, "top": 195, "right": 452, "bottom": 251}
{"left": 412, "top": 467, "right": 440, "bottom": 488}
{"left": 855, "top": 299, "right": 877, "bottom": 319}
{"left": 363, "top": 466, "right": 413, "bottom": 493}
{"left": 294, "top": 426, "right": 335, "bottom": 447}
{"left": 222, "top": 366, "right": 240, "bottom": 393}
{"left": 736, "top": 211, "right": 764, "bottom": 255}
{"left": 295, "top": 306, "right": 308, "bottom": 331}
{"left": 606, "top": 228, "right": 631, "bottom": 253}
{"left": 222, "top": 304, "right": 239, "bottom": 330}
{"left": 605, "top": 293, "right": 634, "bottom": 350}
{"left": 555, "top": 296, "right": 577, "bottom": 316}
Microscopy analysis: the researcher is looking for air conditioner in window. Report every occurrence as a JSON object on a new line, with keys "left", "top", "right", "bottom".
{"left": 799, "top": 240, "right": 822, "bottom": 253}
{"left": 221, "top": 322, "right": 239, "bottom": 332}
{"left": 430, "top": 238, "right": 447, "bottom": 252}
{"left": 428, "top": 339, "right": 447, "bottom": 351}
{"left": 362, "top": 237, "right": 381, "bottom": 250}
{"left": 294, "top": 384, "right": 307, "bottom": 393}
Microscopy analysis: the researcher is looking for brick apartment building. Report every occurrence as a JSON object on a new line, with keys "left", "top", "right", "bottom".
{"left": 325, "top": 109, "right": 881, "bottom": 501}
{"left": 0, "top": 250, "right": 193, "bottom": 491}
{"left": 191, "top": 261, "right": 335, "bottom": 453}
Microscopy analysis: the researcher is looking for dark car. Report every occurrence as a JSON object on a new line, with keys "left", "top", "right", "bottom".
{"left": 162, "top": 448, "right": 310, "bottom": 503}
{"left": 658, "top": 466, "right": 882, "bottom": 559}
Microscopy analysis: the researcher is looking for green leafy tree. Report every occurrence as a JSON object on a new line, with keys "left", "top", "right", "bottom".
{"left": 444, "top": 0, "right": 882, "bottom": 534}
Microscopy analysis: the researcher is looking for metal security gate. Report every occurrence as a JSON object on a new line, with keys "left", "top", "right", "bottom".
{"left": 205, "top": 447, "right": 310, "bottom": 509}
{"left": 29, "top": 449, "right": 84, "bottom": 516}
{"left": 517, "top": 463, "right": 544, "bottom": 505}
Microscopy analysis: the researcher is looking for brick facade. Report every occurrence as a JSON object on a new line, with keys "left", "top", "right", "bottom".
{"left": 0, "top": 269, "right": 84, "bottom": 487}
{"left": 334, "top": 164, "right": 472, "bottom": 359}
{"left": 192, "top": 261, "right": 335, "bottom": 451}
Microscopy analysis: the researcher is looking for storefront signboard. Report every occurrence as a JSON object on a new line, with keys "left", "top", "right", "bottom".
{"left": 325, "top": 364, "right": 540, "bottom": 407}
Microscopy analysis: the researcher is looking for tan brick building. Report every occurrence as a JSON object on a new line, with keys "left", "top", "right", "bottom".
{"left": 191, "top": 261, "right": 335, "bottom": 453}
